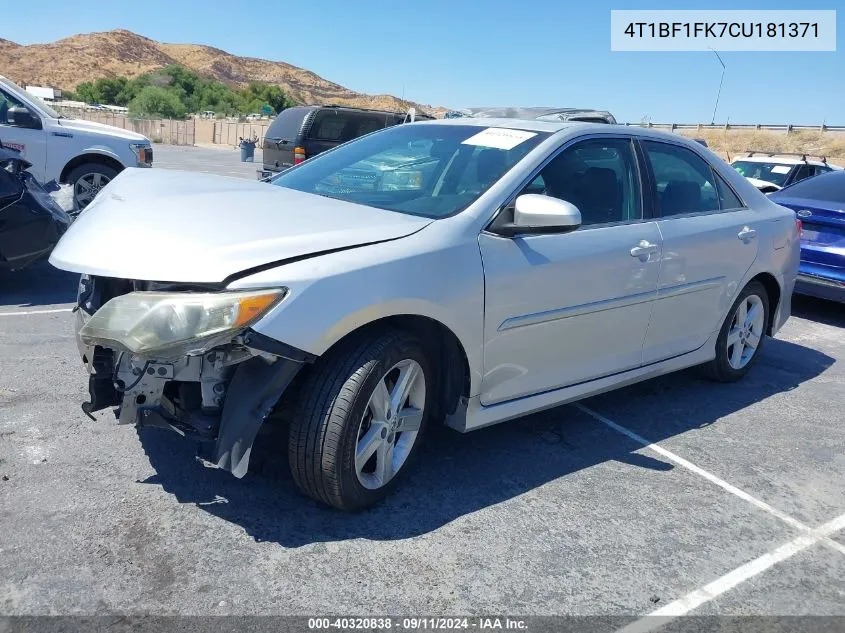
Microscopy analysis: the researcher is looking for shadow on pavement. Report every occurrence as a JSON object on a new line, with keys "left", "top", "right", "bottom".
{"left": 136, "top": 336, "right": 834, "bottom": 547}
{"left": 0, "top": 261, "right": 78, "bottom": 308}
{"left": 791, "top": 295, "right": 844, "bottom": 328}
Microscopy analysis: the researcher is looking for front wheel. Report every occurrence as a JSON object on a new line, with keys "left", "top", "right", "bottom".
{"left": 289, "top": 330, "right": 431, "bottom": 511}
{"left": 67, "top": 163, "right": 119, "bottom": 211}
{"left": 702, "top": 281, "right": 770, "bottom": 382}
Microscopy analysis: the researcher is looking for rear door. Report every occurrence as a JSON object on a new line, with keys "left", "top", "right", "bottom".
{"left": 640, "top": 140, "right": 759, "bottom": 364}
{"left": 262, "top": 106, "right": 312, "bottom": 171}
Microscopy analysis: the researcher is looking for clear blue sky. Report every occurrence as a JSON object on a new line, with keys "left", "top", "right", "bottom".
{"left": 2, "top": 0, "right": 842, "bottom": 124}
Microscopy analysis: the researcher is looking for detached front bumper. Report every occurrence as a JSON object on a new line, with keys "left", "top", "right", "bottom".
{"left": 74, "top": 297, "right": 313, "bottom": 477}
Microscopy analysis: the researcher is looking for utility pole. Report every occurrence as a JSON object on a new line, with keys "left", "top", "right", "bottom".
{"left": 710, "top": 48, "right": 726, "bottom": 125}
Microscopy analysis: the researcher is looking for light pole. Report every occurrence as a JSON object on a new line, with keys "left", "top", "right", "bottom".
{"left": 710, "top": 49, "right": 726, "bottom": 125}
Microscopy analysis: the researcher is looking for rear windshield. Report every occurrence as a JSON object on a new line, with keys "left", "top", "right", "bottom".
{"left": 270, "top": 124, "right": 550, "bottom": 219}
{"left": 265, "top": 106, "right": 312, "bottom": 141}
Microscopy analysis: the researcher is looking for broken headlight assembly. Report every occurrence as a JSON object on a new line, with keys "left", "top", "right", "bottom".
{"left": 79, "top": 288, "right": 286, "bottom": 357}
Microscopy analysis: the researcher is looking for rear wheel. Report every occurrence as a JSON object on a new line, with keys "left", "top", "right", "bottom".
{"left": 702, "top": 281, "right": 769, "bottom": 382}
{"left": 289, "top": 329, "right": 431, "bottom": 511}
{"left": 67, "top": 163, "right": 118, "bottom": 210}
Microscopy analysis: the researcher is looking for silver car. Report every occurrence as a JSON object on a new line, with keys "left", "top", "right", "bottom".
{"left": 50, "top": 119, "right": 800, "bottom": 511}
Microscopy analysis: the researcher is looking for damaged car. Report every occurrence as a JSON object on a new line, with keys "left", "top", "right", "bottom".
{"left": 50, "top": 120, "right": 799, "bottom": 510}
{"left": 0, "top": 143, "right": 71, "bottom": 270}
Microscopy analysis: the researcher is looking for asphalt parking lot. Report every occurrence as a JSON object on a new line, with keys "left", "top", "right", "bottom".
{"left": 1, "top": 144, "right": 844, "bottom": 623}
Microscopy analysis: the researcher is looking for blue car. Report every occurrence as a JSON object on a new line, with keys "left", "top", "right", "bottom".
{"left": 769, "top": 170, "right": 845, "bottom": 303}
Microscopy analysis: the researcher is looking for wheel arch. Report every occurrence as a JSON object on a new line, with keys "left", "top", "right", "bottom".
{"left": 59, "top": 152, "right": 125, "bottom": 183}
{"left": 748, "top": 271, "right": 781, "bottom": 335}
{"left": 305, "top": 314, "right": 471, "bottom": 421}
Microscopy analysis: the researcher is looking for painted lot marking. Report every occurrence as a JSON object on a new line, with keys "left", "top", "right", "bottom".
{"left": 616, "top": 512, "right": 845, "bottom": 633}
{"left": 576, "top": 403, "right": 845, "bottom": 627}
{"left": 0, "top": 308, "right": 72, "bottom": 317}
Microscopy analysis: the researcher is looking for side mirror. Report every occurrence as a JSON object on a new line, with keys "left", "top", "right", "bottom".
{"left": 7, "top": 106, "right": 42, "bottom": 130}
{"left": 495, "top": 194, "right": 582, "bottom": 237}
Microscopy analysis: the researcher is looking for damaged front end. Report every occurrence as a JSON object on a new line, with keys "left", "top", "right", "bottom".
{"left": 76, "top": 275, "right": 313, "bottom": 477}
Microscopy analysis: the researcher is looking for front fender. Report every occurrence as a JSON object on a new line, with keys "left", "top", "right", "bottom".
{"left": 227, "top": 231, "right": 486, "bottom": 395}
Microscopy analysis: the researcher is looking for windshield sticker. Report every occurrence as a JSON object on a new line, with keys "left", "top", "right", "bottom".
{"left": 771, "top": 165, "right": 791, "bottom": 174}
{"left": 462, "top": 128, "right": 537, "bottom": 150}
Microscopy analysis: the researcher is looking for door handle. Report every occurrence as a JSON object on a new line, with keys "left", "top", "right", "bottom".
{"left": 737, "top": 226, "right": 757, "bottom": 242}
{"left": 630, "top": 240, "right": 659, "bottom": 260}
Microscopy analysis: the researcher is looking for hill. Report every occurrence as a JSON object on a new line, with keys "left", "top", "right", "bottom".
{"left": 0, "top": 29, "right": 439, "bottom": 114}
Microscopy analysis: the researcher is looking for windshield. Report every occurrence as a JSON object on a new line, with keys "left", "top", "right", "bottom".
{"left": 270, "top": 124, "right": 550, "bottom": 218}
{"left": 732, "top": 160, "right": 793, "bottom": 187}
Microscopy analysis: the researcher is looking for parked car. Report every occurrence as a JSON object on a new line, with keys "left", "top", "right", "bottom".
{"left": 768, "top": 170, "right": 844, "bottom": 303}
{"left": 50, "top": 120, "right": 799, "bottom": 511}
{"left": 731, "top": 152, "right": 841, "bottom": 193}
{"left": 258, "top": 105, "right": 432, "bottom": 179}
{"left": 0, "top": 76, "right": 153, "bottom": 210}
{"left": 0, "top": 144, "right": 71, "bottom": 270}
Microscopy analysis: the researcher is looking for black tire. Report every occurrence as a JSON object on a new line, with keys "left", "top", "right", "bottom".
{"left": 701, "top": 281, "right": 770, "bottom": 382}
{"left": 67, "top": 163, "right": 119, "bottom": 210}
{"left": 289, "top": 329, "right": 432, "bottom": 511}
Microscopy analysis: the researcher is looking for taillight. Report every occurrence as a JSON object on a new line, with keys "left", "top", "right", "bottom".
{"left": 294, "top": 147, "right": 306, "bottom": 165}
{"left": 795, "top": 218, "right": 803, "bottom": 237}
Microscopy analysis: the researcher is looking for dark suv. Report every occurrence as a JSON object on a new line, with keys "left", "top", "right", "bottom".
{"left": 259, "top": 105, "right": 430, "bottom": 178}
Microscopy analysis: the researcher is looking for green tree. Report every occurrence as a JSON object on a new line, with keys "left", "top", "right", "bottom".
{"left": 74, "top": 81, "right": 101, "bottom": 104}
{"left": 128, "top": 86, "right": 187, "bottom": 119}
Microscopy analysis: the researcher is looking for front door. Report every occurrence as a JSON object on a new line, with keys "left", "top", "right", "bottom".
{"left": 0, "top": 88, "right": 47, "bottom": 182}
{"left": 479, "top": 137, "right": 661, "bottom": 406}
{"left": 639, "top": 140, "right": 760, "bottom": 364}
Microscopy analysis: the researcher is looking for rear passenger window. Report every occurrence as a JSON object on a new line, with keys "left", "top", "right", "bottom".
{"left": 309, "top": 111, "right": 349, "bottom": 141}
{"left": 643, "top": 141, "right": 720, "bottom": 216}
{"left": 714, "top": 172, "right": 744, "bottom": 209}
{"left": 527, "top": 138, "right": 642, "bottom": 226}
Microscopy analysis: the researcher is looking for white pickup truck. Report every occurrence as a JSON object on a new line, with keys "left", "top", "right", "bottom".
{"left": 0, "top": 76, "right": 153, "bottom": 209}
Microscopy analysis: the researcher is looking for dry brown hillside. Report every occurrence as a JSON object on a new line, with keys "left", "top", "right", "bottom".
{"left": 1, "top": 29, "right": 441, "bottom": 114}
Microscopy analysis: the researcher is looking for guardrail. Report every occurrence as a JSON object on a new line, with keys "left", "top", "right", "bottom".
{"left": 624, "top": 123, "right": 845, "bottom": 133}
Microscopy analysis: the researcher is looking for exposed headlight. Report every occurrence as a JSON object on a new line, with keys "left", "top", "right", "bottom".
{"left": 79, "top": 289, "right": 285, "bottom": 357}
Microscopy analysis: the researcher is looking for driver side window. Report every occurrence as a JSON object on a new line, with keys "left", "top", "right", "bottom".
{"left": 522, "top": 137, "right": 642, "bottom": 226}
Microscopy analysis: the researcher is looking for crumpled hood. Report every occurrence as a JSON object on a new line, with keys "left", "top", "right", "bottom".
{"left": 49, "top": 168, "right": 432, "bottom": 283}
{"left": 58, "top": 117, "right": 149, "bottom": 143}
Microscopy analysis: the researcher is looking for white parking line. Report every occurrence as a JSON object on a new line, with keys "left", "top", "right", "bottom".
{"left": 574, "top": 403, "right": 809, "bottom": 531}
{"left": 576, "top": 403, "right": 845, "bottom": 556}
{"left": 615, "top": 512, "right": 845, "bottom": 633}
{"left": 576, "top": 402, "right": 845, "bottom": 626}
{"left": 0, "top": 308, "right": 73, "bottom": 317}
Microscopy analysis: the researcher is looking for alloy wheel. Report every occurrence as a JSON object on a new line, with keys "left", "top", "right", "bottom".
{"left": 74, "top": 172, "right": 111, "bottom": 207}
{"left": 726, "top": 294, "right": 765, "bottom": 370}
{"left": 355, "top": 358, "right": 426, "bottom": 490}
